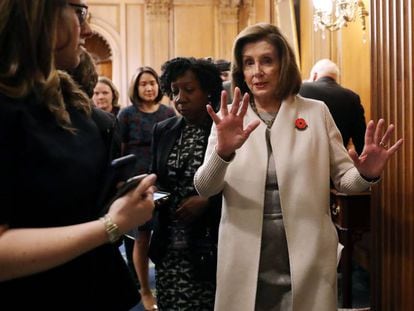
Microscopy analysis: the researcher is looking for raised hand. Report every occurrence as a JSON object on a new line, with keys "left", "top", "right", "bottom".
{"left": 348, "top": 119, "right": 403, "bottom": 179}
{"left": 206, "top": 87, "right": 260, "bottom": 160}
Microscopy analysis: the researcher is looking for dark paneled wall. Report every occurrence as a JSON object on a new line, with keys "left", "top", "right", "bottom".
{"left": 370, "top": 1, "right": 414, "bottom": 310}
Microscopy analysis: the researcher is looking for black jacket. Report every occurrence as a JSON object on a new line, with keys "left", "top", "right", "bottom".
{"left": 299, "top": 77, "right": 366, "bottom": 154}
{"left": 147, "top": 116, "right": 221, "bottom": 270}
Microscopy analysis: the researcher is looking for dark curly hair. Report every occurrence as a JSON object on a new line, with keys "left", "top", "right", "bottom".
{"left": 160, "top": 57, "right": 223, "bottom": 111}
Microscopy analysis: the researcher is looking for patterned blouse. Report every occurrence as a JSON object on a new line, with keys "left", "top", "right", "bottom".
{"left": 166, "top": 121, "right": 211, "bottom": 249}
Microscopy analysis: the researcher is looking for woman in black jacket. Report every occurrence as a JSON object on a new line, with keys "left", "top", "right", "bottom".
{"left": 140, "top": 57, "right": 223, "bottom": 310}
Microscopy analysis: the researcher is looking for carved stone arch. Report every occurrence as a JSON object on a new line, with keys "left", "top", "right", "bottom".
{"left": 85, "top": 32, "right": 112, "bottom": 78}
{"left": 87, "top": 18, "right": 125, "bottom": 105}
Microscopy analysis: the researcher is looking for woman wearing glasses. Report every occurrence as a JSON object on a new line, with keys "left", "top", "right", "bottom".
{"left": 0, "top": 1, "right": 156, "bottom": 310}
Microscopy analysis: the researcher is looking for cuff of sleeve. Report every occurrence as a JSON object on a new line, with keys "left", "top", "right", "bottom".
{"left": 359, "top": 173, "right": 381, "bottom": 184}
{"left": 214, "top": 147, "right": 235, "bottom": 163}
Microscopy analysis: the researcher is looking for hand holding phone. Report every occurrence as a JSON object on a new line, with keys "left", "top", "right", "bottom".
{"left": 116, "top": 174, "right": 149, "bottom": 197}
{"left": 120, "top": 174, "right": 171, "bottom": 204}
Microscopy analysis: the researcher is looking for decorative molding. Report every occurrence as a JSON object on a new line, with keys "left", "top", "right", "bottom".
{"left": 240, "top": 0, "right": 252, "bottom": 10}
{"left": 218, "top": 0, "right": 240, "bottom": 10}
{"left": 144, "top": 0, "right": 171, "bottom": 16}
{"left": 89, "top": 32, "right": 113, "bottom": 62}
{"left": 89, "top": 20, "right": 123, "bottom": 104}
{"left": 218, "top": 0, "right": 240, "bottom": 21}
{"left": 174, "top": 0, "right": 214, "bottom": 5}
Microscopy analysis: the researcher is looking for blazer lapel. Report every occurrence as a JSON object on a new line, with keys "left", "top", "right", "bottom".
{"left": 155, "top": 117, "right": 184, "bottom": 180}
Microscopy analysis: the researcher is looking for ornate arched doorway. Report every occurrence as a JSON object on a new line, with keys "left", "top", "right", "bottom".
{"left": 85, "top": 32, "right": 112, "bottom": 79}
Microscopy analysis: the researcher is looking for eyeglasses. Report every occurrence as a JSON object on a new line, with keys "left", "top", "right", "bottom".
{"left": 68, "top": 3, "right": 89, "bottom": 26}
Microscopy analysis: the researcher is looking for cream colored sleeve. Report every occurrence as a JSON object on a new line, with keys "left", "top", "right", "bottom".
{"left": 194, "top": 123, "right": 230, "bottom": 197}
{"left": 324, "top": 104, "right": 379, "bottom": 192}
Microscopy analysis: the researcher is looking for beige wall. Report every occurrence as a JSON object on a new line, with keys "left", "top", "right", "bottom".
{"left": 88, "top": 0, "right": 145, "bottom": 106}
{"left": 87, "top": 0, "right": 371, "bottom": 119}
{"left": 87, "top": 0, "right": 279, "bottom": 106}
{"left": 87, "top": 0, "right": 242, "bottom": 106}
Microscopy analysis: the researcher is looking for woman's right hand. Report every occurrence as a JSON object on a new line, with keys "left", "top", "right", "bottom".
{"left": 206, "top": 87, "right": 260, "bottom": 161}
{"left": 107, "top": 174, "right": 157, "bottom": 234}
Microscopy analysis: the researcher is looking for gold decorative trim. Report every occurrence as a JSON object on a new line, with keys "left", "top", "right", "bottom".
{"left": 145, "top": 0, "right": 171, "bottom": 16}
{"left": 218, "top": 0, "right": 240, "bottom": 21}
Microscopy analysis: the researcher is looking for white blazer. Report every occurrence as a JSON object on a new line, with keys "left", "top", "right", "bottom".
{"left": 194, "top": 95, "right": 372, "bottom": 311}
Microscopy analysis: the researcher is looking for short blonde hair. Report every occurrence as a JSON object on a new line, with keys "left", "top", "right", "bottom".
{"left": 97, "top": 76, "right": 120, "bottom": 108}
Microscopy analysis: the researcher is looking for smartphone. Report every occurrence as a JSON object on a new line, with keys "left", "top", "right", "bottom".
{"left": 97, "top": 154, "right": 137, "bottom": 210}
{"left": 121, "top": 175, "right": 171, "bottom": 204}
{"left": 116, "top": 174, "right": 148, "bottom": 196}
{"left": 154, "top": 190, "right": 170, "bottom": 203}
{"left": 125, "top": 173, "right": 148, "bottom": 184}
{"left": 111, "top": 154, "right": 137, "bottom": 168}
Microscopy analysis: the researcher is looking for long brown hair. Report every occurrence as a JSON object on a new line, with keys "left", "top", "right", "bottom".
{"left": 231, "top": 23, "right": 302, "bottom": 101}
{"left": 0, "top": 0, "right": 91, "bottom": 132}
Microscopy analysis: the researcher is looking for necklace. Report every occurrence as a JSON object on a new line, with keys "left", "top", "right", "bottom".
{"left": 250, "top": 101, "right": 278, "bottom": 128}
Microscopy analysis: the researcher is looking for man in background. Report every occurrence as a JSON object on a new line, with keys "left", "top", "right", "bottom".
{"left": 214, "top": 58, "right": 231, "bottom": 81}
{"left": 214, "top": 58, "right": 233, "bottom": 105}
{"left": 299, "top": 59, "right": 366, "bottom": 154}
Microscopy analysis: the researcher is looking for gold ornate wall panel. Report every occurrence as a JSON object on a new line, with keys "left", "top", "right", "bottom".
{"left": 91, "top": 3, "right": 121, "bottom": 32}
{"left": 370, "top": 1, "right": 414, "bottom": 310}
{"left": 172, "top": 3, "right": 216, "bottom": 58}
{"left": 125, "top": 4, "right": 145, "bottom": 86}
{"left": 88, "top": 1, "right": 129, "bottom": 105}
{"left": 88, "top": 0, "right": 250, "bottom": 106}
{"left": 217, "top": 0, "right": 240, "bottom": 60}
{"left": 253, "top": 0, "right": 272, "bottom": 22}
{"left": 341, "top": 10, "right": 371, "bottom": 119}
{"left": 143, "top": 0, "right": 171, "bottom": 72}
{"left": 274, "top": 0, "right": 300, "bottom": 66}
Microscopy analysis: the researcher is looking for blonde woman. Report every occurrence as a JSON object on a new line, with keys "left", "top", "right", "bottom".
{"left": 93, "top": 76, "right": 121, "bottom": 116}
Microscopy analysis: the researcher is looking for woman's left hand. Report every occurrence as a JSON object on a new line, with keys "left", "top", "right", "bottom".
{"left": 176, "top": 196, "right": 209, "bottom": 223}
{"left": 349, "top": 119, "right": 403, "bottom": 179}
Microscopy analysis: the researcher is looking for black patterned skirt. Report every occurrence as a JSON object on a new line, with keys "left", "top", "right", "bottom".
{"left": 155, "top": 249, "right": 216, "bottom": 310}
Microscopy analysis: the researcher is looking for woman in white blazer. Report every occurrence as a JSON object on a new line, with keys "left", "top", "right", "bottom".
{"left": 194, "top": 23, "right": 403, "bottom": 311}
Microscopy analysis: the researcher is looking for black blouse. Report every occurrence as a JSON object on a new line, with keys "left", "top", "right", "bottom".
{"left": 0, "top": 93, "right": 138, "bottom": 310}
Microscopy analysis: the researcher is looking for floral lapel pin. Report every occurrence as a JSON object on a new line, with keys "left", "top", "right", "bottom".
{"left": 295, "top": 118, "right": 308, "bottom": 130}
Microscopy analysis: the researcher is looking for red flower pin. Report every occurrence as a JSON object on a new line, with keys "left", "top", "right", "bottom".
{"left": 295, "top": 118, "right": 308, "bottom": 130}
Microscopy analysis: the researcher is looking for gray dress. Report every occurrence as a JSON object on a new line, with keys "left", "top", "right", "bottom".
{"left": 255, "top": 112, "right": 292, "bottom": 311}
